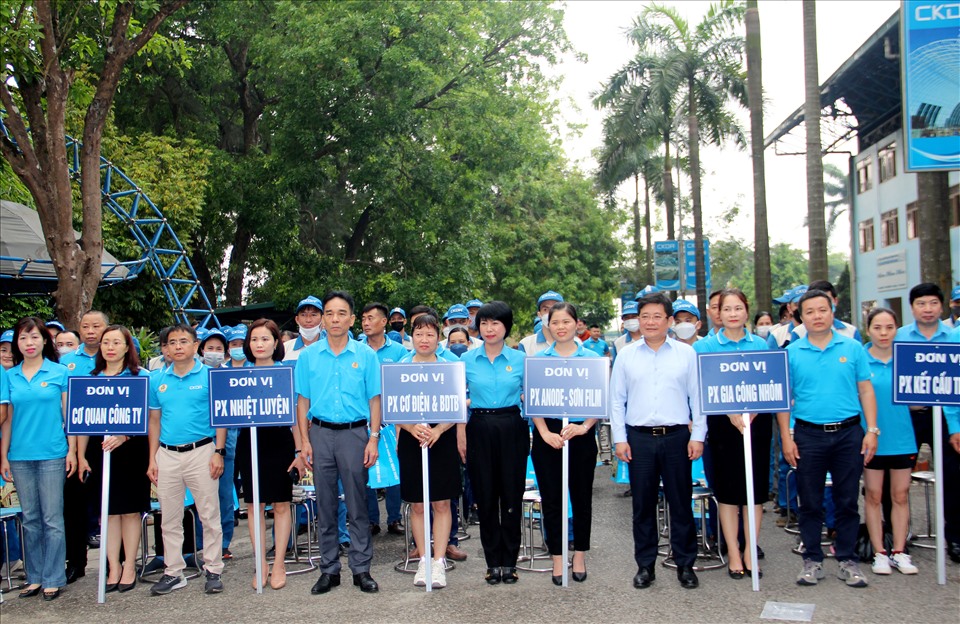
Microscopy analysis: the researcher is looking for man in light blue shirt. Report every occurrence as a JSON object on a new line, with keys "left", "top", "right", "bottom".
{"left": 611, "top": 292, "right": 704, "bottom": 591}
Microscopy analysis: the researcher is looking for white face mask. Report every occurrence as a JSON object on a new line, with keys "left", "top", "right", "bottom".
{"left": 202, "top": 352, "right": 225, "bottom": 367}
{"left": 57, "top": 346, "right": 74, "bottom": 356}
{"left": 623, "top": 319, "right": 640, "bottom": 333}
{"left": 673, "top": 322, "right": 698, "bottom": 340}
{"left": 442, "top": 325, "right": 455, "bottom": 339}
{"left": 299, "top": 325, "right": 321, "bottom": 341}
{"left": 540, "top": 313, "right": 551, "bottom": 327}
{"left": 755, "top": 325, "right": 771, "bottom": 339}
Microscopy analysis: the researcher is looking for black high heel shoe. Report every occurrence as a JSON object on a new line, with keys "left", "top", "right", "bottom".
{"left": 105, "top": 582, "right": 119, "bottom": 593}
{"left": 551, "top": 575, "right": 562, "bottom": 586}
{"left": 19, "top": 585, "right": 41, "bottom": 598}
{"left": 572, "top": 570, "right": 587, "bottom": 582}
{"left": 118, "top": 577, "right": 137, "bottom": 592}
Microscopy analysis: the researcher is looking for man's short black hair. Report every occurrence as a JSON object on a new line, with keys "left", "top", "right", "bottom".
{"left": 796, "top": 289, "right": 832, "bottom": 317}
{"left": 323, "top": 290, "right": 355, "bottom": 314}
{"left": 475, "top": 301, "right": 513, "bottom": 337}
{"left": 636, "top": 292, "right": 673, "bottom": 318}
{"left": 361, "top": 302, "right": 389, "bottom": 318}
{"left": 808, "top": 280, "right": 837, "bottom": 298}
{"left": 409, "top": 305, "right": 436, "bottom": 319}
{"left": 908, "top": 282, "right": 944, "bottom": 305}
{"left": 589, "top": 324, "right": 600, "bottom": 330}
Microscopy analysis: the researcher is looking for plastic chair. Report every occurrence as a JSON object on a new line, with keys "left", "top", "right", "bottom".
{"left": 908, "top": 471, "right": 936, "bottom": 550}
{"left": 139, "top": 489, "right": 203, "bottom": 582}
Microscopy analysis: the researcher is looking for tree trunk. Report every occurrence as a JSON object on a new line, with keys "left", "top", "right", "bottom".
{"left": 643, "top": 175, "right": 653, "bottom": 285}
{"left": 224, "top": 221, "right": 253, "bottom": 306}
{"left": 633, "top": 173, "right": 642, "bottom": 280}
{"left": 687, "top": 81, "right": 708, "bottom": 328}
{"left": 747, "top": 0, "right": 772, "bottom": 315}
{"left": 802, "top": 0, "right": 828, "bottom": 281}
{"left": 662, "top": 127, "right": 676, "bottom": 242}
{"left": 916, "top": 172, "right": 952, "bottom": 306}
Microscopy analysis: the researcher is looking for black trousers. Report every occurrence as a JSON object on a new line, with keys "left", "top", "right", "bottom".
{"left": 466, "top": 410, "right": 529, "bottom": 568}
{"left": 911, "top": 407, "right": 960, "bottom": 543}
{"left": 531, "top": 420, "right": 597, "bottom": 554}
{"left": 626, "top": 426, "right": 697, "bottom": 569}
{"left": 63, "top": 472, "right": 88, "bottom": 568}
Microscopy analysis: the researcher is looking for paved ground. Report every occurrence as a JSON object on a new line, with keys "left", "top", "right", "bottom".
{"left": 2, "top": 464, "right": 958, "bottom": 623}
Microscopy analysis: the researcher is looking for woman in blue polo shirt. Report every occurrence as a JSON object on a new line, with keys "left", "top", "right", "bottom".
{"left": 862, "top": 308, "right": 919, "bottom": 576}
{"left": 459, "top": 301, "right": 527, "bottom": 585}
{"left": 531, "top": 302, "right": 599, "bottom": 586}
{"left": 77, "top": 325, "right": 151, "bottom": 593}
{"left": 0, "top": 317, "right": 75, "bottom": 600}
{"left": 694, "top": 289, "right": 771, "bottom": 579}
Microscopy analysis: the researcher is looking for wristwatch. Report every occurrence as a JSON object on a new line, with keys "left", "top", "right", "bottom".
{"left": 214, "top": 447, "right": 226, "bottom": 456}
{"left": 370, "top": 431, "right": 381, "bottom": 439}
{"left": 866, "top": 427, "right": 881, "bottom": 436}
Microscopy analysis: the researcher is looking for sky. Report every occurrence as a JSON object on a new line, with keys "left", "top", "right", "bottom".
{"left": 551, "top": 0, "right": 903, "bottom": 256}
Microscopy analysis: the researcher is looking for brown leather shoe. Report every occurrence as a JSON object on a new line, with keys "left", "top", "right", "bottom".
{"left": 407, "top": 547, "right": 419, "bottom": 560}
{"left": 445, "top": 544, "right": 468, "bottom": 561}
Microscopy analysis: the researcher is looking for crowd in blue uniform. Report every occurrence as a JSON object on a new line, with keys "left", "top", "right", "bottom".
{"left": 1, "top": 281, "right": 959, "bottom": 602}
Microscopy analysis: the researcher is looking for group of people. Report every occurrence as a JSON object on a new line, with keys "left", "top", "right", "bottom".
{"left": 1, "top": 280, "right": 959, "bottom": 602}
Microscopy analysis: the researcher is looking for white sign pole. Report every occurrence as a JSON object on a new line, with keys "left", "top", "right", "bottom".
{"left": 561, "top": 417, "right": 570, "bottom": 588}
{"left": 422, "top": 443, "right": 432, "bottom": 592}
{"left": 96, "top": 442, "right": 112, "bottom": 604}
{"left": 251, "top": 428, "right": 264, "bottom": 595}
{"left": 933, "top": 406, "right": 946, "bottom": 586}
{"left": 742, "top": 415, "right": 759, "bottom": 592}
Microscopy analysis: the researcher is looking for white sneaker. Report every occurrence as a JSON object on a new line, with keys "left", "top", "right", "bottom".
{"left": 890, "top": 552, "right": 918, "bottom": 575}
{"left": 871, "top": 552, "right": 892, "bottom": 575}
{"left": 414, "top": 558, "right": 427, "bottom": 587}
{"left": 431, "top": 559, "right": 446, "bottom": 588}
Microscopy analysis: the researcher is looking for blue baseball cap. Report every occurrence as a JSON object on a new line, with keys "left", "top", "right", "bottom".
{"left": 446, "top": 304, "right": 470, "bottom": 320}
{"left": 296, "top": 296, "right": 323, "bottom": 313}
{"left": 951, "top": 285, "right": 960, "bottom": 302}
{"left": 465, "top": 299, "right": 484, "bottom": 309}
{"left": 634, "top": 285, "right": 660, "bottom": 300}
{"left": 772, "top": 290, "right": 794, "bottom": 305}
{"left": 200, "top": 328, "right": 227, "bottom": 348}
{"left": 389, "top": 307, "right": 406, "bottom": 319}
{"left": 621, "top": 301, "right": 639, "bottom": 317}
{"left": 790, "top": 285, "right": 809, "bottom": 304}
{"left": 195, "top": 328, "right": 209, "bottom": 342}
{"left": 45, "top": 320, "right": 65, "bottom": 332}
{"left": 672, "top": 299, "right": 700, "bottom": 320}
{"left": 0, "top": 330, "right": 12, "bottom": 344}
{"left": 537, "top": 291, "right": 564, "bottom": 306}
{"left": 225, "top": 324, "right": 247, "bottom": 342}
{"left": 131, "top": 336, "right": 142, "bottom": 356}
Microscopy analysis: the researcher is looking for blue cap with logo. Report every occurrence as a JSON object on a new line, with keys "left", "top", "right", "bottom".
{"left": 621, "top": 301, "right": 639, "bottom": 317}
{"left": 45, "top": 320, "right": 65, "bottom": 332}
{"left": 389, "top": 307, "right": 406, "bottom": 319}
{"left": 195, "top": 328, "right": 209, "bottom": 342}
{"left": 446, "top": 304, "right": 470, "bottom": 320}
{"left": 672, "top": 299, "right": 700, "bottom": 320}
{"left": 200, "top": 327, "right": 227, "bottom": 348}
{"left": 225, "top": 324, "right": 248, "bottom": 342}
{"left": 951, "top": 285, "right": 960, "bottom": 302}
{"left": 634, "top": 285, "right": 661, "bottom": 300}
{"left": 296, "top": 296, "right": 323, "bottom": 313}
{"left": 537, "top": 291, "right": 564, "bottom": 306}
{"left": 0, "top": 330, "right": 12, "bottom": 344}
{"left": 790, "top": 285, "right": 809, "bottom": 304}
{"left": 465, "top": 299, "right": 484, "bottom": 309}
{"left": 772, "top": 290, "right": 794, "bottom": 305}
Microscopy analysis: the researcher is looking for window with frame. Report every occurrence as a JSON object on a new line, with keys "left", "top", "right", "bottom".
{"left": 878, "top": 143, "right": 896, "bottom": 183}
{"left": 880, "top": 209, "right": 899, "bottom": 247}
{"left": 858, "top": 218, "right": 875, "bottom": 252}
{"left": 856, "top": 158, "right": 872, "bottom": 194}
{"left": 906, "top": 202, "right": 919, "bottom": 239}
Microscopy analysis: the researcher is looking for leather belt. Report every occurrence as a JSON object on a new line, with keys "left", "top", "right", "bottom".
{"left": 795, "top": 416, "right": 860, "bottom": 432}
{"left": 311, "top": 418, "right": 367, "bottom": 430}
{"left": 160, "top": 437, "right": 213, "bottom": 452}
{"left": 629, "top": 424, "right": 687, "bottom": 436}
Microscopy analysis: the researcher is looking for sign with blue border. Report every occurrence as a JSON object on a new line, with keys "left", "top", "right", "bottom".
{"left": 381, "top": 361, "right": 467, "bottom": 424}
{"left": 892, "top": 342, "right": 960, "bottom": 406}
{"left": 209, "top": 366, "right": 296, "bottom": 427}
{"left": 654, "top": 240, "right": 681, "bottom": 290}
{"left": 523, "top": 357, "right": 609, "bottom": 420}
{"left": 67, "top": 376, "right": 149, "bottom": 435}
{"left": 683, "top": 239, "right": 711, "bottom": 292}
{"left": 697, "top": 351, "right": 791, "bottom": 415}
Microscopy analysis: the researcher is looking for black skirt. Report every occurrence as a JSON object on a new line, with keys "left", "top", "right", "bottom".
{"left": 85, "top": 435, "right": 151, "bottom": 515}
{"left": 236, "top": 425, "right": 295, "bottom": 504}
{"left": 397, "top": 426, "right": 462, "bottom": 503}
{"left": 706, "top": 413, "right": 773, "bottom": 506}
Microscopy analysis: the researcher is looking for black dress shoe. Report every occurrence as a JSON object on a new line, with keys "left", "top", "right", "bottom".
{"left": 757, "top": 545, "right": 765, "bottom": 560}
{"left": 572, "top": 570, "right": 587, "bottom": 582}
{"left": 501, "top": 567, "right": 519, "bottom": 584}
{"left": 677, "top": 566, "right": 699, "bottom": 589}
{"left": 65, "top": 566, "right": 85, "bottom": 584}
{"left": 485, "top": 567, "right": 502, "bottom": 585}
{"left": 105, "top": 582, "right": 119, "bottom": 593}
{"left": 43, "top": 589, "right": 62, "bottom": 601}
{"left": 633, "top": 566, "right": 655, "bottom": 589}
{"left": 948, "top": 542, "right": 960, "bottom": 564}
{"left": 310, "top": 572, "right": 341, "bottom": 594}
{"left": 551, "top": 575, "right": 562, "bottom": 586}
{"left": 745, "top": 567, "right": 763, "bottom": 579}
{"left": 353, "top": 572, "right": 379, "bottom": 593}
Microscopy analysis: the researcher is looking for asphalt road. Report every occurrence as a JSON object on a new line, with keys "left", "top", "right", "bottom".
{"left": 3, "top": 463, "right": 958, "bottom": 623}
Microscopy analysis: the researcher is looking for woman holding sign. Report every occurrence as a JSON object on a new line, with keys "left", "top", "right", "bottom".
{"left": 693, "top": 289, "right": 771, "bottom": 579}
{"left": 0, "top": 317, "right": 74, "bottom": 601}
{"left": 237, "top": 319, "right": 306, "bottom": 590}
{"left": 396, "top": 314, "right": 462, "bottom": 589}
{"left": 76, "top": 325, "right": 151, "bottom": 593}
{"left": 530, "top": 302, "right": 599, "bottom": 585}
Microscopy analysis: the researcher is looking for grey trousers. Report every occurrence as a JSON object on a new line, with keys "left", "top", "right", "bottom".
{"left": 310, "top": 424, "right": 372, "bottom": 574}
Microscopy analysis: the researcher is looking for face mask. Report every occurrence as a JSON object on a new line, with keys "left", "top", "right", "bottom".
{"left": 299, "top": 325, "right": 321, "bottom": 341}
{"left": 673, "top": 322, "right": 698, "bottom": 340}
{"left": 623, "top": 319, "right": 640, "bottom": 333}
{"left": 203, "top": 352, "right": 225, "bottom": 367}
{"left": 755, "top": 325, "right": 771, "bottom": 339}
{"left": 540, "top": 313, "right": 551, "bottom": 327}
{"left": 58, "top": 346, "right": 74, "bottom": 356}
{"left": 229, "top": 347, "right": 245, "bottom": 361}
{"left": 468, "top": 314, "right": 476, "bottom": 326}
{"left": 442, "top": 325, "right": 455, "bottom": 339}
{"left": 952, "top": 305, "right": 960, "bottom": 319}
{"left": 390, "top": 321, "right": 405, "bottom": 333}
{"left": 448, "top": 344, "right": 468, "bottom": 358}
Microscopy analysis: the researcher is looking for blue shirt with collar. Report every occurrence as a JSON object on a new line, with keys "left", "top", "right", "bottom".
{"left": 3, "top": 358, "right": 70, "bottom": 461}
{"left": 359, "top": 334, "right": 409, "bottom": 364}
{"left": 462, "top": 344, "right": 525, "bottom": 410}
{"left": 61, "top": 346, "right": 99, "bottom": 376}
{"left": 785, "top": 331, "right": 871, "bottom": 425}
{"left": 294, "top": 337, "right": 381, "bottom": 424}
{"left": 895, "top": 320, "right": 954, "bottom": 343}
{"left": 582, "top": 337, "right": 610, "bottom": 357}
{"left": 435, "top": 344, "right": 461, "bottom": 362}
{"left": 610, "top": 337, "right": 705, "bottom": 445}
{"left": 149, "top": 359, "right": 216, "bottom": 446}
{"left": 542, "top": 341, "right": 598, "bottom": 359}
{"left": 694, "top": 327, "right": 770, "bottom": 354}
{"left": 788, "top": 318, "right": 861, "bottom": 345}
{"left": 862, "top": 346, "right": 917, "bottom": 456}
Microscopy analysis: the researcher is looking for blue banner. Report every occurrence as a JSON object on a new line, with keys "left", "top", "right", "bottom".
{"left": 901, "top": 1, "right": 960, "bottom": 171}
{"left": 381, "top": 361, "right": 467, "bottom": 424}
{"left": 697, "top": 351, "right": 791, "bottom": 415}
{"left": 654, "top": 240, "right": 681, "bottom": 290}
{"left": 66, "top": 376, "right": 149, "bottom": 435}
{"left": 683, "top": 239, "right": 711, "bottom": 292}
{"left": 523, "top": 357, "right": 609, "bottom": 420}
{"left": 892, "top": 342, "right": 960, "bottom": 406}
{"left": 209, "top": 366, "right": 296, "bottom": 428}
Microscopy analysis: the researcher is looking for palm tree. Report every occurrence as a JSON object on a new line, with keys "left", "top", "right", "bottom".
{"left": 803, "top": 0, "right": 828, "bottom": 281}
{"left": 746, "top": 0, "right": 771, "bottom": 315}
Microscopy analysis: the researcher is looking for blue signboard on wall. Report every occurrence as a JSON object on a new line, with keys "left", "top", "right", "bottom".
{"left": 901, "top": 1, "right": 960, "bottom": 172}
{"left": 654, "top": 240, "right": 681, "bottom": 290}
{"left": 209, "top": 366, "right": 296, "bottom": 427}
{"left": 67, "top": 376, "right": 150, "bottom": 435}
{"left": 892, "top": 342, "right": 960, "bottom": 406}
{"left": 697, "top": 351, "right": 792, "bottom": 415}
{"left": 683, "top": 239, "right": 711, "bottom": 292}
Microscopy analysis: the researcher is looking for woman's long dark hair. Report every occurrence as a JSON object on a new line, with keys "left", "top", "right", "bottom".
{"left": 12, "top": 317, "right": 58, "bottom": 365}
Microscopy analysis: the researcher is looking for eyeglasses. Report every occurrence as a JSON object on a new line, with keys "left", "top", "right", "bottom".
{"left": 100, "top": 340, "right": 126, "bottom": 348}
{"left": 168, "top": 339, "right": 196, "bottom": 347}
{"left": 639, "top": 314, "right": 667, "bottom": 322}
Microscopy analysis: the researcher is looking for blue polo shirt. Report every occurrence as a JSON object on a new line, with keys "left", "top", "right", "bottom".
{"left": 462, "top": 345, "right": 525, "bottom": 410}
{"left": 694, "top": 328, "right": 770, "bottom": 354}
{"left": 895, "top": 320, "right": 954, "bottom": 343}
{"left": 785, "top": 331, "right": 871, "bottom": 425}
{"left": 359, "top": 334, "right": 409, "bottom": 364}
{"left": 582, "top": 337, "right": 610, "bottom": 357}
{"left": 2, "top": 358, "right": 69, "bottom": 461}
{"left": 149, "top": 360, "right": 216, "bottom": 446}
{"left": 863, "top": 346, "right": 917, "bottom": 456}
{"left": 61, "top": 346, "right": 98, "bottom": 376}
{"left": 542, "top": 342, "right": 598, "bottom": 359}
{"left": 294, "top": 338, "right": 381, "bottom": 423}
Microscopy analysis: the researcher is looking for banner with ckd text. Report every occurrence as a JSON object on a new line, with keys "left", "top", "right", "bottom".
{"left": 67, "top": 376, "right": 149, "bottom": 435}
{"left": 381, "top": 361, "right": 467, "bottom": 424}
{"left": 697, "top": 351, "right": 791, "bottom": 415}
{"left": 892, "top": 342, "right": 960, "bottom": 406}
{"left": 523, "top": 357, "right": 609, "bottom": 420}
{"left": 208, "top": 366, "right": 296, "bottom": 427}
